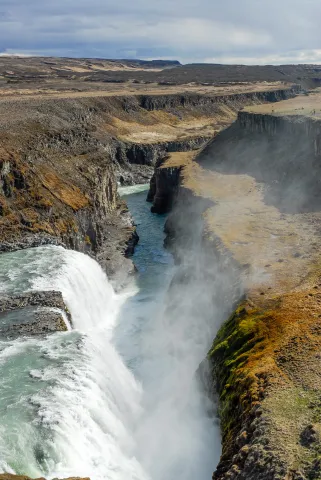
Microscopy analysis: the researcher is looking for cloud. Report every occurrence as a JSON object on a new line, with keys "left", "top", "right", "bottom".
{"left": 0, "top": 0, "right": 320, "bottom": 63}
{"left": 203, "top": 50, "right": 321, "bottom": 66}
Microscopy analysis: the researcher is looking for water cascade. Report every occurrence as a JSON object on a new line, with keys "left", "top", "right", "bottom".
{"left": 0, "top": 188, "right": 221, "bottom": 480}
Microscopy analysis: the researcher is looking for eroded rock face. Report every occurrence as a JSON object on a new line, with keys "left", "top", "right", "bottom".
{"left": 147, "top": 86, "right": 300, "bottom": 215}
{"left": 0, "top": 98, "right": 139, "bottom": 279}
{"left": 146, "top": 140, "right": 212, "bottom": 214}
{"left": 116, "top": 136, "right": 212, "bottom": 186}
{"left": 0, "top": 291, "right": 71, "bottom": 336}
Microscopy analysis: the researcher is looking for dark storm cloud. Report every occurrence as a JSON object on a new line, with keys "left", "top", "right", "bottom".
{"left": 0, "top": 0, "right": 320, "bottom": 63}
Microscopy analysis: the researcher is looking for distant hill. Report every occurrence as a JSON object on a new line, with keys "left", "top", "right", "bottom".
{"left": 0, "top": 56, "right": 320, "bottom": 90}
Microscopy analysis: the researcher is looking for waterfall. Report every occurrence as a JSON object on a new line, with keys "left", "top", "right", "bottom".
{"left": 0, "top": 208, "right": 221, "bottom": 480}
{"left": 0, "top": 246, "right": 149, "bottom": 480}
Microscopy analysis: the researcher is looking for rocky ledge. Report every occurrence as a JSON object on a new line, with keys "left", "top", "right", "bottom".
{"left": 0, "top": 291, "right": 71, "bottom": 336}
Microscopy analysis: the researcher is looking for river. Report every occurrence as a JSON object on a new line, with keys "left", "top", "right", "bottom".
{"left": 0, "top": 186, "right": 221, "bottom": 480}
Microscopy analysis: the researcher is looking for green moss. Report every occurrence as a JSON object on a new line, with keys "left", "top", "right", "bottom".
{"left": 208, "top": 301, "right": 268, "bottom": 457}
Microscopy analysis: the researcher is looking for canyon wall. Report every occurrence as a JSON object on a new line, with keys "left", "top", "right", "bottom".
{"left": 0, "top": 85, "right": 298, "bottom": 280}
{"left": 147, "top": 86, "right": 300, "bottom": 213}
{"left": 162, "top": 96, "right": 321, "bottom": 479}
{"left": 0, "top": 102, "right": 135, "bottom": 280}
{"left": 0, "top": 92, "right": 220, "bottom": 279}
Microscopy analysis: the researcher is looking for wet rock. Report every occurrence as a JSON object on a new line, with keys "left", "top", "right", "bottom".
{"left": 2, "top": 309, "right": 68, "bottom": 336}
{"left": 0, "top": 291, "right": 72, "bottom": 336}
{"left": 0, "top": 234, "right": 64, "bottom": 253}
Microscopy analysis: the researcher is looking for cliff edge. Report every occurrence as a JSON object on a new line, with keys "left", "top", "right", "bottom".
{"left": 164, "top": 88, "right": 321, "bottom": 479}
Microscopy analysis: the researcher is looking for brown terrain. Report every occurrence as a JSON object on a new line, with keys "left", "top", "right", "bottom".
{"left": 1, "top": 56, "right": 321, "bottom": 480}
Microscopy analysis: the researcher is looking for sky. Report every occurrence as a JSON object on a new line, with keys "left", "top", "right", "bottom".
{"left": 0, "top": 0, "right": 320, "bottom": 64}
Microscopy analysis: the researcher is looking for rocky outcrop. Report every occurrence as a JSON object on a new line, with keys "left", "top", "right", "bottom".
{"left": 0, "top": 291, "right": 70, "bottom": 313}
{"left": 115, "top": 136, "right": 210, "bottom": 186}
{"left": 146, "top": 138, "right": 210, "bottom": 213}
{"left": 147, "top": 169, "right": 179, "bottom": 213}
{"left": 0, "top": 291, "right": 71, "bottom": 336}
{"left": 118, "top": 136, "right": 210, "bottom": 167}
{"left": 147, "top": 161, "right": 183, "bottom": 214}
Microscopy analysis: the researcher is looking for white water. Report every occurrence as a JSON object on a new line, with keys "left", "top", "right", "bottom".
{"left": 0, "top": 192, "right": 221, "bottom": 480}
{"left": 31, "top": 249, "right": 146, "bottom": 480}
{"left": 117, "top": 183, "right": 150, "bottom": 196}
{"left": 0, "top": 247, "right": 147, "bottom": 480}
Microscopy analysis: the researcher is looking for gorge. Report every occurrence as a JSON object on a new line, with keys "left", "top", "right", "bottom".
{"left": 0, "top": 186, "right": 221, "bottom": 480}
{"left": 1, "top": 57, "right": 321, "bottom": 480}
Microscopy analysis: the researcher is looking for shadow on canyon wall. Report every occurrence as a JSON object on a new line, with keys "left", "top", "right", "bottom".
{"left": 199, "top": 113, "right": 321, "bottom": 214}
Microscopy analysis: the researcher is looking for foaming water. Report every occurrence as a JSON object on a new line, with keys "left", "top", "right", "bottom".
{"left": 0, "top": 189, "right": 221, "bottom": 480}
{"left": 0, "top": 247, "right": 147, "bottom": 480}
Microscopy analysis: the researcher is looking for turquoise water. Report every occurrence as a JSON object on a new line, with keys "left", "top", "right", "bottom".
{"left": 116, "top": 186, "right": 174, "bottom": 375}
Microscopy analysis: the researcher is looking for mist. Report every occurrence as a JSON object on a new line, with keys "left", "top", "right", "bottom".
{"left": 113, "top": 187, "right": 244, "bottom": 480}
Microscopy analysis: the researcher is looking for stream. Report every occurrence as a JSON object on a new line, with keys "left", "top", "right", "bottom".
{"left": 0, "top": 185, "right": 221, "bottom": 480}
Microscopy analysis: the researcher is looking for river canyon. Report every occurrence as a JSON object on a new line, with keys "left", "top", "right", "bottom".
{"left": 0, "top": 185, "right": 221, "bottom": 480}
{"left": 1, "top": 58, "right": 321, "bottom": 480}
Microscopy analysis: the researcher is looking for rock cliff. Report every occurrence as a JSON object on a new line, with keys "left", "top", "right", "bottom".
{"left": 147, "top": 85, "right": 299, "bottom": 213}
{"left": 0, "top": 96, "right": 139, "bottom": 279}
{"left": 162, "top": 90, "right": 321, "bottom": 479}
